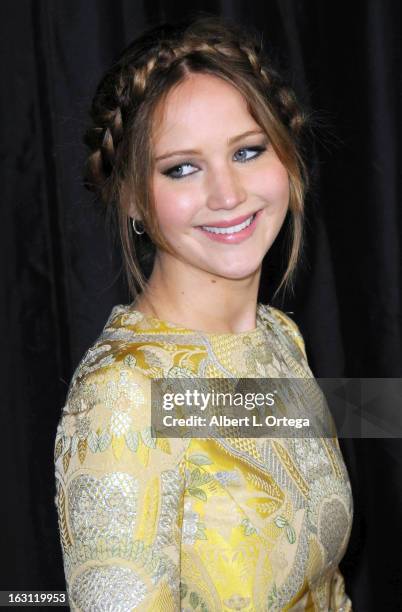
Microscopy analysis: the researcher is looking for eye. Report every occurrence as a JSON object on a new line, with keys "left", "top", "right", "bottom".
{"left": 163, "top": 163, "right": 198, "bottom": 180}
{"left": 162, "top": 144, "right": 267, "bottom": 180}
{"left": 233, "top": 145, "right": 266, "bottom": 163}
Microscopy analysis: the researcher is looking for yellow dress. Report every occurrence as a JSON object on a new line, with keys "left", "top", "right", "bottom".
{"left": 54, "top": 302, "right": 353, "bottom": 611}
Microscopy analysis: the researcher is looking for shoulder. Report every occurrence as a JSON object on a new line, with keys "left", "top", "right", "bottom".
{"left": 264, "top": 305, "right": 308, "bottom": 360}
{"left": 65, "top": 356, "right": 150, "bottom": 418}
{"left": 60, "top": 302, "right": 159, "bottom": 421}
{"left": 55, "top": 350, "right": 189, "bottom": 479}
{"left": 66, "top": 301, "right": 175, "bottom": 395}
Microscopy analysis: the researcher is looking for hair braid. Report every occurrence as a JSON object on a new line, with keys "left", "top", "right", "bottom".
{"left": 85, "top": 29, "right": 307, "bottom": 202}
{"left": 238, "top": 41, "right": 307, "bottom": 138}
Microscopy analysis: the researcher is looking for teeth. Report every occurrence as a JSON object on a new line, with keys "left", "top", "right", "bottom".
{"left": 202, "top": 214, "right": 255, "bottom": 235}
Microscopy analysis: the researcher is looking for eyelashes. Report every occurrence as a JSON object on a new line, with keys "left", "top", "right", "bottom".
{"left": 162, "top": 145, "right": 267, "bottom": 180}
{"left": 233, "top": 145, "right": 266, "bottom": 163}
{"left": 164, "top": 163, "right": 196, "bottom": 180}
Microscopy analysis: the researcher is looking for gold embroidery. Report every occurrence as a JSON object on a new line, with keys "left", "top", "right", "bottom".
{"left": 54, "top": 302, "right": 353, "bottom": 610}
{"left": 272, "top": 440, "right": 310, "bottom": 498}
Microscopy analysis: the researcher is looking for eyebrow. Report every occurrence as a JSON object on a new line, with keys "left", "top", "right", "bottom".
{"left": 154, "top": 129, "right": 266, "bottom": 162}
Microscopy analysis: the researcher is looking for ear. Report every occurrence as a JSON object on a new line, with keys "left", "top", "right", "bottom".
{"left": 121, "top": 181, "right": 137, "bottom": 218}
{"left": 128, "top": 202, "right": 137, "bottom": 218}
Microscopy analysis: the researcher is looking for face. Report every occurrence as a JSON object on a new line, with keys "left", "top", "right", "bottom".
{"left": 150, "top": 73, "right": 290, "bottom": 281}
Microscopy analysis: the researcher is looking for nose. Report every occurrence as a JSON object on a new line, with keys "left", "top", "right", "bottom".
{"left": 206, "top": 163, "right": 247, "bottom": 210}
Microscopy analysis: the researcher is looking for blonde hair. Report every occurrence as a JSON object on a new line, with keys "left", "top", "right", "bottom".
{"left": 83, "top": 14, "right": 310, "bottom": 301}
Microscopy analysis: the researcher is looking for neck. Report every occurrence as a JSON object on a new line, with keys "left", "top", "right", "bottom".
{"left": 134, "top": 252, "right": 262, "bottom": 334}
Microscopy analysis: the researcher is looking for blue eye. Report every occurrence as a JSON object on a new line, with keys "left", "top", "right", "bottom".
{"left": 162, "top": 145, "right": 267, "bottom": 180}
{"left": 233, "top": 146, "right": 266, "bottom": 162}
{"left": 163, "top": 163, "right": 197, "bottom": 180}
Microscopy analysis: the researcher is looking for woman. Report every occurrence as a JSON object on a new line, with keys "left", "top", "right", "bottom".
{"left": 54, "top": 15, "right": 353, "bottom": 611}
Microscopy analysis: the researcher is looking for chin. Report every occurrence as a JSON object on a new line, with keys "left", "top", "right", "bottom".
{"left": 205, "top": 261, "right": 262, "bottom": 281}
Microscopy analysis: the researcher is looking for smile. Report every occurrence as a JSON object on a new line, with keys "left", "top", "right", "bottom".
{"left": 196, "top": 210, "right": 262, "bottom": 244}
{"left": 201, "top": 213, "right": 256, "bottom": 234}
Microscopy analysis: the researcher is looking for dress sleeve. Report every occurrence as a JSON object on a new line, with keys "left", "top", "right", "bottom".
{"left": 329, "top": 567, "right": 353, "bottom": 611}
{"left": 54, "top": 359, "right": 188, "bottom": 611}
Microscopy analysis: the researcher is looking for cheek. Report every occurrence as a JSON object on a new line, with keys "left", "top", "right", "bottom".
{"left": 250, "top": 160, "right": 290, "bottom": 205}
{"left": 152, "top": 177, "right": 198, "bottom": 229}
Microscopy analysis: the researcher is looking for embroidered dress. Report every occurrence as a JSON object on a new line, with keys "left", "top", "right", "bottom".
{"left": 54, "top": 303, "right": 353, "bottom": 611}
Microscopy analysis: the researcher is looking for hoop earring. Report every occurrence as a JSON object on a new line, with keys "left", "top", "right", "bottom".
{"left": 132, "top": 218, "right": 145, "bottom": 235}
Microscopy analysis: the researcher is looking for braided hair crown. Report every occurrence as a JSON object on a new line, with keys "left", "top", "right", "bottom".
{"left": 83, "top": 15, "right": 307, "bottom": 206}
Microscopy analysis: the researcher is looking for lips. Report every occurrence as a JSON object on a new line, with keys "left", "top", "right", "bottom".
{"left": 197, "top": 211, "right": 258, "bottom": 229}
{"left": 196, "top": 209, "right": 262, "bottom": 244}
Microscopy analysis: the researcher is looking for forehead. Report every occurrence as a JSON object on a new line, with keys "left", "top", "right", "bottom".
{"left": 152, "top": 73, "right": 260, "bottom": 147}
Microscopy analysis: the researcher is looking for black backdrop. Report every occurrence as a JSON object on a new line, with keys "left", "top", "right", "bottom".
{"left": 1, "top": 1, "right": 401, "bottom": 610}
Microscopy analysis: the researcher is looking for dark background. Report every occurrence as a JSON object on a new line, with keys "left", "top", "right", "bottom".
{"left": 1, "top": 0, "right": 401, "bottom": 610}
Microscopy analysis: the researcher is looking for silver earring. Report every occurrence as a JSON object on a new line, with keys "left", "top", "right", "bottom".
{"left": 132, "top": 218, "right": 145, "bottom": 235}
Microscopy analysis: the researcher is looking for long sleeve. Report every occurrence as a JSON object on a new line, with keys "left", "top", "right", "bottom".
{"left": 54, "top": 303, "right": 354, "bottom": 610}
{"left": 329, "top": 567, "right": 353, "bottom": 612}
{"left": 54, "top": 357, "right": 188, "bottom": 611}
